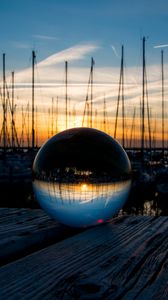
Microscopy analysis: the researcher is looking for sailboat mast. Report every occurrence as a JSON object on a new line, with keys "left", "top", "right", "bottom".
{"left": 3, "top": 53, "right": 6, "bottom": 152}
{"left": 82, "top": 58, "right": 95, "bottom": 128}
{"left": 65, "top": 61, "right": 68, "bottom": 129}
{"left": 94, "top": 109, "right": 98, "bottom": 129}
{"left": 48, "top": 108, "right": 50, "bottom": 139}
{"left": 161, "top": 50, "right": 164, "bottom": 155}
{"left": 121, "top": 45, "right": 125, "bottom": 147}
{"left": 11, "top": 71, "right": 15, "bottom": 148}
{"left": 21, "top": 105, "right": 24, "bottom": 147}
{"left": 90, "top": 57, "right": 94, "bottom": 128}
{"left": 114, "top": 45, "right": 124, "bottom": 146}
{"left": 141, "top": 37, "right": 146, "bottom": 157}
{"left": 129, "top": 107, "right": 136, "bottom": 148}
{"left": 103, "top": 95, "right": 106, "bottom": 132}
{"left": 32, "top": 50, "right": 36, "bottom": 149}
{"left": 36, "top": 106, "right": 38, "bottom": 147}
{"left": 28, "top": 101, "right": 30, "bottom": 148}
{"left": 56, "top": 96, "right": 58, "bottom": 133}
{"left": 51, "top": 97, "right": 54, "bottom": 136}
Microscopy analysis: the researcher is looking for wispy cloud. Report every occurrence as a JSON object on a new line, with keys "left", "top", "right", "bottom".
{"left": 32, "top": 34, "right": 58, "bottom": 41}
{"left": 6, "top": 43, "right": 168, "bottom": 127}
{"left": 12, "top": 41, "right": 31, "bottom": 49}
{"left": 111, "top": 45, "right": 119, "bottom": 58}
{"left": 11, "top": 43, "right": 99, "bottom": 85}
{"left": 154, "top": 44, "right": 168, "bottom": 49}
{"left": 37, "top": 43, "right": 99, "bottom": 67}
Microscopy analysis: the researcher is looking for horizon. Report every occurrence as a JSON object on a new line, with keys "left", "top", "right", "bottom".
{"left": 0, "top": 0, "right": 167, "bottom": 147}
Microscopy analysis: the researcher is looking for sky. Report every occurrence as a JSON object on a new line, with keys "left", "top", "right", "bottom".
{"left": 1, "top": 0, "right": 168, "bottom": 68}
{"left": 0, "top": 0, "right": 168, "bottom": 146}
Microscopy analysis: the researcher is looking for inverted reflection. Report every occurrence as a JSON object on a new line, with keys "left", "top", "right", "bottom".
{"left": 33, "top": 127, "right": 132, "bottom": 227}
{"left": 33, "top": 180, "right": 131, "bottom": 227}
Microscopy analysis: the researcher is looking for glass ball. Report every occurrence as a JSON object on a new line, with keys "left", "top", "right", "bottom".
{"left": 33, "top": 128, "right": 131, "bottom": 227}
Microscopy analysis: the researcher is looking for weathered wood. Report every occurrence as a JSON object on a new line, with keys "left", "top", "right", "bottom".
{"left": 0, "top": 215, "right": 168, "bottom": 299}
{"left": 0, "top": 208, "right": 82, "bottom": 266}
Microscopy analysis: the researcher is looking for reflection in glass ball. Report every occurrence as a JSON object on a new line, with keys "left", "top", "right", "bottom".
{"left": 33, "top": 127, "right": 131, "bottom": 227}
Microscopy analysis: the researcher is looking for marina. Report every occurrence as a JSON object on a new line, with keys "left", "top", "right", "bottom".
{"left": 0, "top": 147, "right": 167, "bottom": 216}
{"left": 0, "top": 37, "right": 167, "bottom": 214}
{"left": 0, "top": 1, "right": 168, "bottom": 298}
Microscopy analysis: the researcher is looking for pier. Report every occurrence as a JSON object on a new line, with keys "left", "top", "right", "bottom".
{"left": 1, "top": 2, "right": 168, "bottom": 299}
{"left": 0, "top": 208, "right": 168, "bottom": 299}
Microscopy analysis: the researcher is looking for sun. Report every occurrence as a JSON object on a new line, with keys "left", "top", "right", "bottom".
{"left": 81, "top": 183, "right": 88, "bottom": 192}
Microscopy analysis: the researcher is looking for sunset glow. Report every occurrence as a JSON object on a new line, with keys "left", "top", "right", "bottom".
{"left": 0, "top": 1, "right": 167, "bottom": 148}
{"left": 81, "top": 184, "right": 88, "bottom": 192}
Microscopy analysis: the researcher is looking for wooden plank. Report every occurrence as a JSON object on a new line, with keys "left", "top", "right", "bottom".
{"left": 0, "top": 208, "right": 83, "bottom": 266}
{"left": 0, "top": 216, "right": 168, "bottom": 299}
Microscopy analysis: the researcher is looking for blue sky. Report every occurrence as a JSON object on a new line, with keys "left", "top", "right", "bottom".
{"left": 0, "top": 0, "right": 168, "bottom": 144}
{"left": 1, "top": 0, "right": 168, "bottom": 70}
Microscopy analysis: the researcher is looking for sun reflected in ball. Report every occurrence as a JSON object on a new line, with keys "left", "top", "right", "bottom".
{"left": 33, "top": 127, "right": 131, "bottom": 227}
{"left": 81, "top": 183, "right": 88, "bottom": 192}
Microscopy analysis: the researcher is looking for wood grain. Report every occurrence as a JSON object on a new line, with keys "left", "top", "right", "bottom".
{"left": 0, "top": 211, "right": 168, "bottom": 299}
{"left": 0, "top": 208, "right": 82, "bottom": 266}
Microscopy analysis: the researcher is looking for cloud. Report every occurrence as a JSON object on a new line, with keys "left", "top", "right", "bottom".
{"left": 154, "top": 44, "right": 168, "bottom": 49}
{"left": 11, "top": 43, "right": 99, "bottom": 87}
{"left": 37, "top": 43, "right": 99, "bottom": 68}
{"left": 3, "top": 53, "right": 168, "bottom": 145}
{"left": 5, "top": 44, "right": 168, "bottom": 129}
{"left": 12, "top": 41, "right": 31, "bottom": 49}
{"left": 111, "top": 45, "right": 119, "bottom": 58}
{"left": 32, "top": 34, "right": 58, "bottom": 41}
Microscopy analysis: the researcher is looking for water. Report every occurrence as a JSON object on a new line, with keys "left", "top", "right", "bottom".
{"left": 0, "top": 180, "right": 167, "bottom": 216}
{"left": 0, "top": 133, "right": 167, "bottom": 219}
